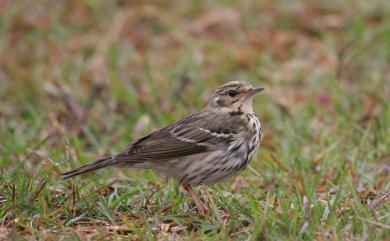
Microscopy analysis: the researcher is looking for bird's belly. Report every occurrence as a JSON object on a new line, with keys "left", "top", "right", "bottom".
{"left": 155, "top": 119, "right": 261, "bottom": 185}
{"left": 160, "top": 139, "right": 259, "bottom": 185}
{"left": 155, "top": 150, "right": 231, "bottom": 185}
{"left": 178, "top": 154, "right": 242, "bottom": 185}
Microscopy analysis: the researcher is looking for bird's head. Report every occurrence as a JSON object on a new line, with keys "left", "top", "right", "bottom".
{"left": 207, "top": 81, "right": 264, "bottom": 114}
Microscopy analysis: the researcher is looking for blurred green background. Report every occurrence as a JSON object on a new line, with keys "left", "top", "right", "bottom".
{"left": 0, "top": 0, "right": 389, "bottom": 240}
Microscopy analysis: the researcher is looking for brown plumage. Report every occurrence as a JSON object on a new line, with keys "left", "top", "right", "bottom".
{"left": 61, "top": 80, "right": 264, "bottom": 213}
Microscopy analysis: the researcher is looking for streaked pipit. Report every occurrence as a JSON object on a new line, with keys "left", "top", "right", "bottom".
{"left": 61, "top": 80, "right": 264, "bottom": 214}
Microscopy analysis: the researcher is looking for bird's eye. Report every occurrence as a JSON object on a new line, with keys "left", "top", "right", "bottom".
{"left": 228, "top": 90, "right": 238, "bottom": 97}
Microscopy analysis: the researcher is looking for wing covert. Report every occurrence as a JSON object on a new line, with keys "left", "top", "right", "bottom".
{"left": 113, "top": 111, "right": 237, "bottom": 162}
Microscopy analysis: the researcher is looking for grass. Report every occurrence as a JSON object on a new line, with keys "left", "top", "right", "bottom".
{"left": 1, "top": 0, "right": 389, "bottom": 240}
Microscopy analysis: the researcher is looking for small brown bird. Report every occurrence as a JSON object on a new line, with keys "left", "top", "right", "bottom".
{"left": 61, "top": 81, "right": 264, "bottom": 213}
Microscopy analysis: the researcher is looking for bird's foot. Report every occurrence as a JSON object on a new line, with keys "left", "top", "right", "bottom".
{"left": 181, "top": 182, "right": 209, "bottom": 215}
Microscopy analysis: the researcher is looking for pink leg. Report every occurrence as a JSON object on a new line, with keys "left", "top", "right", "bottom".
{"left": 181, "top": 182, "right": 208, "bottom": 215}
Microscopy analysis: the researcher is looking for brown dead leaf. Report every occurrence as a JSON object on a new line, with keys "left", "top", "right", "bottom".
{"left": 188, "top": 8, "right": 240, "bottom": 35}
{"left": 160, "top": 223, "right": 171, "bottom": 233}
{"left": 316, "top": 185, "right": 328, "bottom": 193}
{"left": 296, "top": 181, "right": 304, "bottom": 196}
{"left": 359, "top": 94, "right": 384, "bottom": 122}
{"left": 270, "top": 154, "right": 288, "bottom": 172}
{"left": 233, "top": 46, "right": 259, "bottom": 68}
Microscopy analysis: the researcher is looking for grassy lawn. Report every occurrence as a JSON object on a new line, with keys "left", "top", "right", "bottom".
{"left": 1, "top": 0, "right": 389, "bottom": 240}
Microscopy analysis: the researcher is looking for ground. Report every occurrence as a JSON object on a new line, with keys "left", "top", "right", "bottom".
{"left": 0, "top": 0, "right": 389, "bottom": 240}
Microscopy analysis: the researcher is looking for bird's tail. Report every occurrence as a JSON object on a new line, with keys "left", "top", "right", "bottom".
{"left": 60, "top": 156, "right": 116, "bottom": 179}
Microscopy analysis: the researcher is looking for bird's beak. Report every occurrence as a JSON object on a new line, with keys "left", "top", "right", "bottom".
{"left": 246, "top": 87, "right": 265, "bottom": 98}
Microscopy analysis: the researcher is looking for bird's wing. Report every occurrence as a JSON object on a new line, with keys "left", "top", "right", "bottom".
{"left": 113, "top": 111, "right": 240, "bottom": 162}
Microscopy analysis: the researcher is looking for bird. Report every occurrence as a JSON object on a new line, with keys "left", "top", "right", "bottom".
{"left": 61, "top": 80, "right": 264, "bottom": 214}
